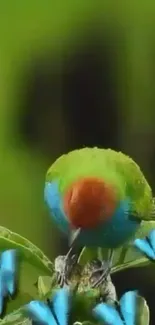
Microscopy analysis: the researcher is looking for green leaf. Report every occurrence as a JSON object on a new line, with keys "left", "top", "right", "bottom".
{"left": 37, "top": 275, "right": 55, "bottom": 298}
{"left": 0, "top": 226, "right": 53, "bottom": 315}
{"left": 136, "top": 295, "right": 150, "bottom": 325}
{"left": 0, "top": 226, "right": 53, "bottom": 273}
{"left": 135, "top": 220, "right": 155, "bottom": 239}
{"left": 4, "top": 293, "right": 34, "bottom": 317}
{"left": 0, "top": 308, "right": 31, "bottom": 325}
{"left": 112, "top": 256, "right": 151, "bottom": 274}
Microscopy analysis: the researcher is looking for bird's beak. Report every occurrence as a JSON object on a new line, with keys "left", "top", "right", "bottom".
{"left": 69, "top": 228, "right": 81, "bottom": 247}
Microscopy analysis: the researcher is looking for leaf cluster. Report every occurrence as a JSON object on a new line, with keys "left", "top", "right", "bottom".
{"left": 0, "top": 224, "right": 154, "bottom": 325}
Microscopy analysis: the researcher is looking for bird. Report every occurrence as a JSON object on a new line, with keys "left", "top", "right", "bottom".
{"left": 44, "top": 147, "right": 155, "bottom": 287}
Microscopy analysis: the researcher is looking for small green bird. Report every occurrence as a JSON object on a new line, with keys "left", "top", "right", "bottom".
{"left": 44, "top": 147, "right": 155, "bottom": 286}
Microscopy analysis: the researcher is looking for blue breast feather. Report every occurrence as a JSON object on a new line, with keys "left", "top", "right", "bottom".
{"left": 44, "top": 182, "right": 141, "bottom": 248}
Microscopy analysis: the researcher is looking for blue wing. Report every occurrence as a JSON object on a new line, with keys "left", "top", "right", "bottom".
{"left": 93, "top": 302, "right": 123, "bottom": 325}
{"left": 0, "top": 249, "right": 17, "bottom": 315}
{"left": 52, "top": 288, "right": 70, "bottom": 325}
{"left": 148, "top": 229, "right": 155, "bottom": 251}
{"left": 1, "top": 249, "right": 17, "bottom": 295}
{"left": 0, "top": 270, "right": 6, "bottom": 314}
{"left": 120, "top": 291, "right": 137, "bottom": 325}
{"left": 44, "top": 181, "right": 69, "bottom": 234}
{"left": 134, "top": 238, "right": 155, "bottom": 259}
{"left": 25, "top": 300, "right": 57, "bottom": 325}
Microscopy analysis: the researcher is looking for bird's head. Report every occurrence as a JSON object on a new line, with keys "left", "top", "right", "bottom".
{"left": 63, "top": 177, "right": 117, "bottom": 230}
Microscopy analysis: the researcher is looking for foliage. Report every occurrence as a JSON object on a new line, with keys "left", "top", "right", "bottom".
{"left": 0, "top": 225, "right": 154, "bottom": 324}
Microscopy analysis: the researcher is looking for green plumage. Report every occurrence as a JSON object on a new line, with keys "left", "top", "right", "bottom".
{"left": 46, "top": 147, "right": 154, "bottom": 221}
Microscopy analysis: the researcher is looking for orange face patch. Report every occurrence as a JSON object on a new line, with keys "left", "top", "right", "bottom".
{"left": 63, "top": 177, "right": 116, "bottom": 229}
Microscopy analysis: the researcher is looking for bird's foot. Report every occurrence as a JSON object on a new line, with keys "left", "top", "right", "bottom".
{"left": 89, "top": 259, "right": 112, "bottom": 288}
{"left": 54, "top": 254, "right": 78, "bottom": 287}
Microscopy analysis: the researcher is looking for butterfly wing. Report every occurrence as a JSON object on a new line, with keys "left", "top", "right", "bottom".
{"left": 52, "top": 288, "right": 70, "bottom": 325}
{"left": 25, "top": 300, "right": 57, "bottom": 325}
{"left": 134, "top": 238, "right": 155, "bottom": 259}
{"left": 148, "top": 229, "right": 155, "bottom": 251}
{"left": 119, "top": 291, "right": 137, "bottom": 325}
{"left": 0, "top": 249, "right": 17, "bottom": 315}
{"left": 1, "top": 249, "right": 17, "bottom": 295}
{"left": 93, "top": 302, "right": 123, "bottom": 325}
{"left": 0, "top": 270, "right": 6, "bottom": 314}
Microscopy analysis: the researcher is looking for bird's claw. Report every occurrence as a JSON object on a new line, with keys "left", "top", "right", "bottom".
{"left": 89, "top": 259, "right": 112, "bottom": 288}
{"left": 54, "top": 256, "right": 69, "bottom": 287}
{"left": 54, "top": 254, "right": 77, "bottom": 287}
{"left": 56, "top": 271, "right": 68, "bottom": 287}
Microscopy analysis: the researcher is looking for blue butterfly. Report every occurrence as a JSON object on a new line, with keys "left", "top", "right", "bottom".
{"left": 93, "top": 290, "right": 138, "bottom": 325}
{"left": 134, "top": 229, "right": 155, "bottom": 260}
{"left": 24, "top": 287, "right": 71, "bottom": 325}
{"left": 25, "top": 288, "right": 139, "bottom": 325}
{"left": 0, "top": 249, "right": 17, "bottom": 314}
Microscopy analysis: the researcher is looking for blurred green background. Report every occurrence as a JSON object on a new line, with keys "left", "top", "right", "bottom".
{"left": 1, "top": 1, "right": 155, "bottom": 321}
